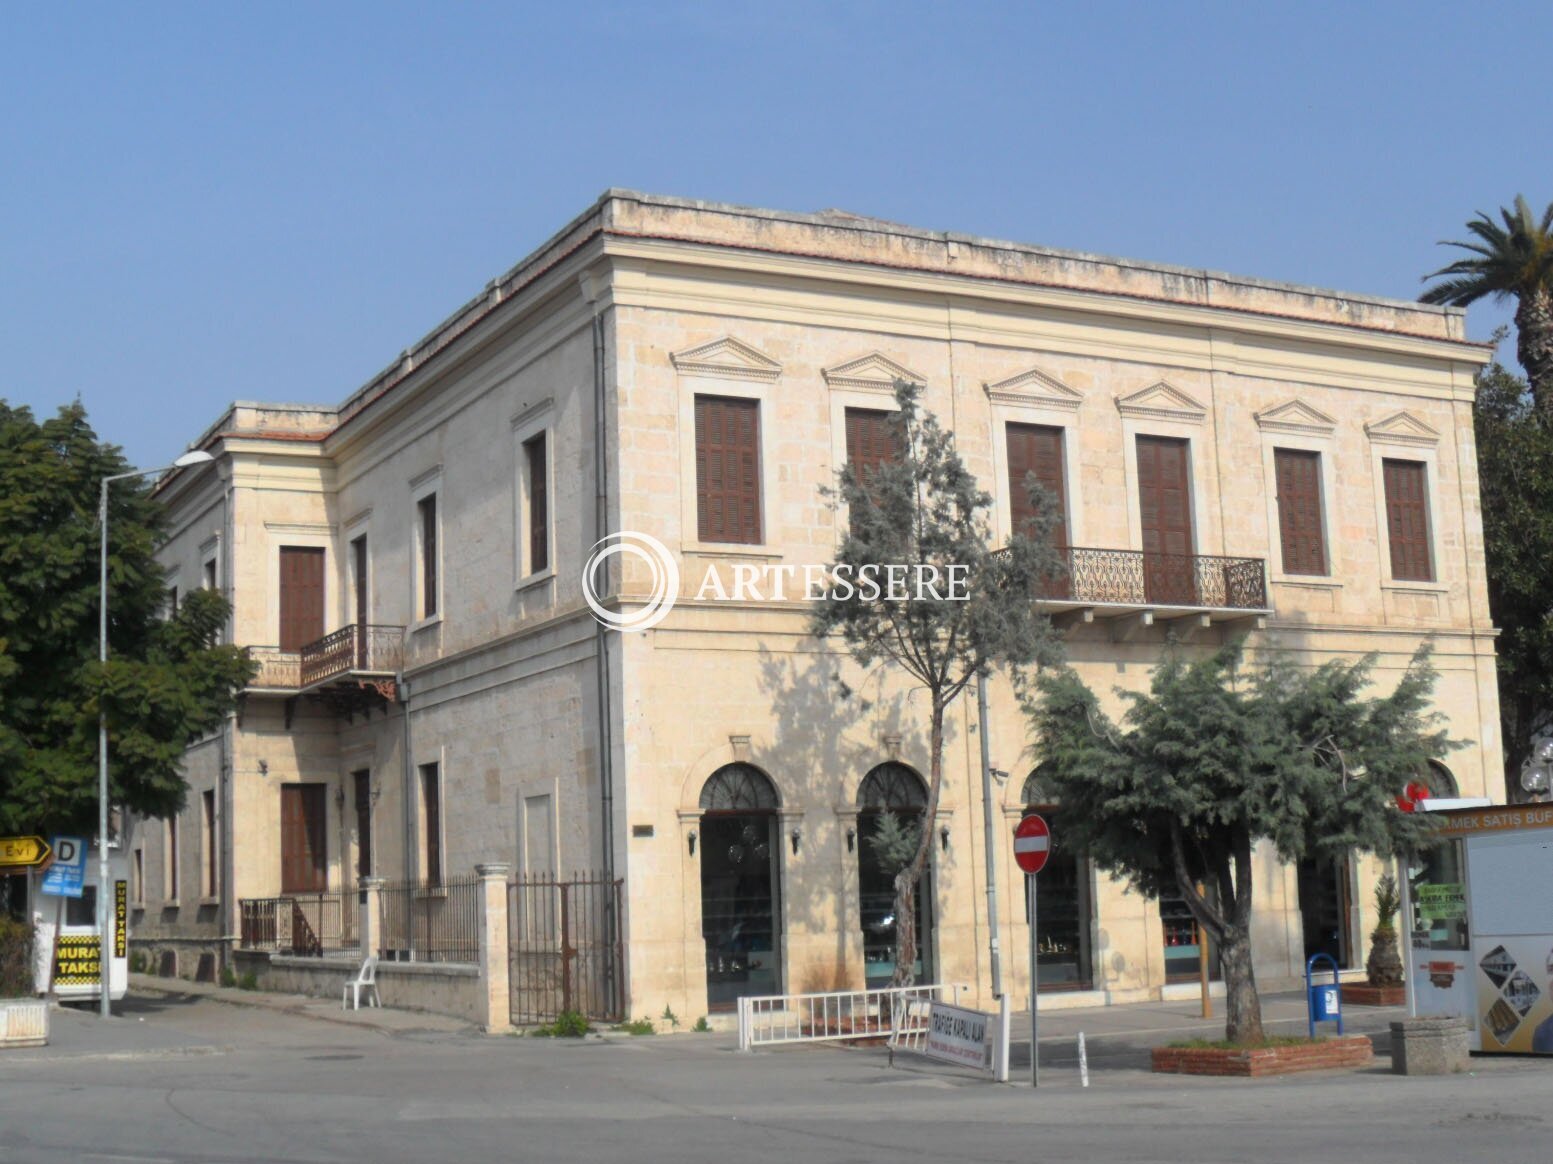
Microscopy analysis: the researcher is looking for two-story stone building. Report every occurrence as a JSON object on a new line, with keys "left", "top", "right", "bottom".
{"left": 138, "top": 190, "right": 1501, "bottom": 1018}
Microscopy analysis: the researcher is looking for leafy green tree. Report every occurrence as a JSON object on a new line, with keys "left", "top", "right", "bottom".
{"left": 1023, "top": 641, "right": 1455, "bottom": 1044}
{"left": 812, "top": 381, "right": 1065, "bottom": 986}
{"left": 1422, "top": 196, "right": 1553, "bottom": 414}
{"left": 0, "top": 402, "right": 254, "bottom": 836}
{"left": 1472, "top": 359, "right": 1553, "bottom": 787}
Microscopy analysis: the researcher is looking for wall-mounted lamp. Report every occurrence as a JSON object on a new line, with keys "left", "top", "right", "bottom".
{"left": 687, "top": 830, "right": 697, "bottom": 857}
{"left": 845, "top": 826, "right": 856, "bottom": 853}
{"left": 939, "top": 825, "right": 951, "bottom": 852}
{"left": 990, "top": 767, "right": 1009, "bottom": 784}
{"left": 257, "top": 759, "right": 268, "bottom": 777}
{"left": 790, "top": 827, "right": 802, "bottom": 856}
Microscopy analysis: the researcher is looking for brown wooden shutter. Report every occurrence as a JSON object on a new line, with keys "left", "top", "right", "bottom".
{"left": 525, "top": 433, "right": 548, "bottom": 573}
{"left": 418, "top": 495, "right": 439, "bottom": 617}
{"left": 695, "top": 396, "right": 762, "bottom": 544}
{"left": 203, "top": 789, "right": 217, "bottom": 897}
{"left": 845, "top": 408, "right": 896, "bottom": 479}
{"left": 1383, "top": 459, "right": 1433, "bottom": 581}
{"left": 1274, "top": 448, "right": 1326, "bottom": 575}
{"left": 421, "top": 763, "right": 442, "bottom": 887}
{"left": 280, "top": 783, "right": 327, "bottom": 893}
{"left": 278, "top": 547, "right": 325, "bottom": 651}
{"left": 1005, "top": 423, "right": 1069, "bottom": 548}
{"left": 1136, "top": 436, "right": 1194, "bottom": 603}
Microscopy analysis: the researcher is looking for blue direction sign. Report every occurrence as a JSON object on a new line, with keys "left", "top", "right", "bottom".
{"left": 40, "top": 835, "right": 88, "bottom": 898}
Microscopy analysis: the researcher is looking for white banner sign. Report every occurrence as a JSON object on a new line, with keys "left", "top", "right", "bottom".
{"left": 924, "top": 1001, "right": 992, "bottom": 1070}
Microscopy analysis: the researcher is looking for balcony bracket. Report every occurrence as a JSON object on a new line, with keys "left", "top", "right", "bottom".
{"left": 1051, "top": 608, "right": 1096, "bottom": 632}
{"left": 1109, "top": 610, "right": 1154, "bottom": 643}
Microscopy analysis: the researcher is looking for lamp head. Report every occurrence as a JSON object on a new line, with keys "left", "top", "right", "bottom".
{"left": 173, "top": 450, "right": 215, "bottom": 468}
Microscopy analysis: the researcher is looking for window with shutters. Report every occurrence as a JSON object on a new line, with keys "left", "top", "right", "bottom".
{"left": 518, "top": 430, "right": 551, "bottom": 578}
{"left": 844, "top": 407, "right": 897, "bottom": 526}
{"left": 1005, "top": 423, "right": 1069, "bottom": 548}
{"left": 165, "top": 815, "right": 181, "bottom": 902}
{"left": 420, "top": 762, "right": 443, "bottom": 887}
{"left": 1382, "top": 459, "right": 1433, "bottom": 582}
{"left": 695, "top": 395, "right": 763, "bottom": 544}
{"left": 417, "top": 493, "right": 439, "bottom": 619}
{"left": 280, "top": 784, "right": 327, "bottom": 893}
{"left": 1273, "top": 448, "right": 1327, "bottom": 575}
{"left": 278, "top": 546, "right": 325, "bottom": 651}
{"left": 202, "top": 789, "right": 218, "bottom": 898}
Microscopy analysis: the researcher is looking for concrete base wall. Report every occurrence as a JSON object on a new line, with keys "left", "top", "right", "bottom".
{"left": 232, "top": 950, "right": 483, "bottom": 1025}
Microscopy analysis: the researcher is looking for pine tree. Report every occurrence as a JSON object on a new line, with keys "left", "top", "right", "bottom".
{"left": 812, "top": 380, "right": 1065, "bottom": 987}
{"left": 1023, "top": 640, "right": 1455, "bottom": 1044}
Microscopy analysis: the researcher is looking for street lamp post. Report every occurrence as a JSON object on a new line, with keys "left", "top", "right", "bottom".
{"left": 97, "top": 450, "right": 213, "bottom": 1018}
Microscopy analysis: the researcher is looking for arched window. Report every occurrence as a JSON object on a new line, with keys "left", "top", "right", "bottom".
{"left": 700, "top": 764, "right": 779, "bottom": 812}
{"left": 697, "top": 763, "right": 781, "bottom": 1012}
{"left": 858, "top": 762, "right": 928, "bottom": 810}
{"left": 1021, "top": 768, "right": 1055, "bottom": 810}
{"left": 1424, "top": 760, "right": 1459, "bottom": 799}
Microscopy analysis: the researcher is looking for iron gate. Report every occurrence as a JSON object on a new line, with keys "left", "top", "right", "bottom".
{"left": 508, "top": 872, "right": 623, "bottom": 1024}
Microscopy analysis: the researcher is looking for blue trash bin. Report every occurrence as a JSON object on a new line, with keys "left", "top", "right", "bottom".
{"left": 1305, "top": 953, "right": 1343, "bottom": 1037}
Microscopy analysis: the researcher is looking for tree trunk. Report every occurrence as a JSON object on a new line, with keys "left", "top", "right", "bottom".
{"left": 1366, "top": 928, "right": 1403, "bottom": 987}
{"left": 891, "top": 697, "right": 945, "bottom": 988}
{"left": 1220, "top": 921, "right": 1264, "bottom": 1045}
{"left": 1515, "top": 286, "right": 1553, "bottom": 418}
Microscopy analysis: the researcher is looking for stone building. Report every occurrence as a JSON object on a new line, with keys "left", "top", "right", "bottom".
{"left": 138, "top": 190, "right": 1501, "bottom": 1017}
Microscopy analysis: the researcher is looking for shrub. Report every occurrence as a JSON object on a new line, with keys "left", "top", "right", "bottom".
{"left": 532, "top": 1010, "right": 591, "bottom": 1037}
{"left": 692, "top": 1016, "right": 711, "bottom": 1033}
{"left": 129, "top": 949, "right": 149, "bottom": 974}
{"left": 0, "top": 915, "right": 35, "bottom": 998}
{"left": 219, "top": 966, "right": 237, "bottom": 988}
{"left": 238, "top": 971, "right": 259, "bottom": 991}
{"left": 614, "top": 1017, "right": 655, "bottom": 1036}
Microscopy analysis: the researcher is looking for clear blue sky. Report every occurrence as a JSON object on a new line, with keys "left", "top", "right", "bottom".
{"left": 3, "top": 2, "right": 1547, "bottom": 469}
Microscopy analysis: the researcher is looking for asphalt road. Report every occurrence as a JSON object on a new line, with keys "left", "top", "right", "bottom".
{"left": 0, "top": 992, "right": 1548, "bottom": 1164}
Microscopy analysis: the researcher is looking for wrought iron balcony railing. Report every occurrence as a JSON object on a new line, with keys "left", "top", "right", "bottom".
{"left": 300, "top": 623, "right": 404, "bottom": 687}
{"left": 1035, "top": 546, "right": 1267, "bottom": 611}
{"left": 245, "top": 624, "right": 405, "bottom": 693}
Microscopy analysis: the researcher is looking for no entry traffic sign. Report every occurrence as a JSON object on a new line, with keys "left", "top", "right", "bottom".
{"left": 1013, "top": 814, "right": 1051, "bottom": 875}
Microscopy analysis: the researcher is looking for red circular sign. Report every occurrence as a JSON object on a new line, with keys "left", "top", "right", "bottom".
{"left": 1396, "top": 781, "right": 1432, "bottom": 814}
{"left": 1013, "top": 814, "right": 1052, "bottom": 875}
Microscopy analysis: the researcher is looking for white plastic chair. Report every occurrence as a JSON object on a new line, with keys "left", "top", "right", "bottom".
{"left": 343, "top": 955, "right": 380, "bottom": 1010}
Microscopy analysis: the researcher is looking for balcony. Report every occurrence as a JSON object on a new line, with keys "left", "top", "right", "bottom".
{"left": 244, "top": 624, "right": 404, "bottom": 721}
{"left": 1032, "top": 547, "right": 1268, "bottom": 628}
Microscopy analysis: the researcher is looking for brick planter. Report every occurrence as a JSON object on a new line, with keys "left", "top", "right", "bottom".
{"left": 1152, "top": 1035, "right": 1372, "bottom": 1077}
{"left": 1341, "top": 983, "right": 1405, "bottom": 1007}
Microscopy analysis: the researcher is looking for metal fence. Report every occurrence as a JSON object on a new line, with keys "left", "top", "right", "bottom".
{"left": 239, "top": 892, "right": 356, "bottom": 955}
{"left": 299, "top": 623, "right": 404, "bottom": 687}
{"left": 376, "top": 875, "right": 481, "bottom": 963}
{"left": 508, "top": 872, "right": 623, "bottom": 1024}
{"left": 1046, "top": 547, "right": 1267, "bottom": 610}
{"left": 737, "top": 983, "right": 961, "bottom": 1051}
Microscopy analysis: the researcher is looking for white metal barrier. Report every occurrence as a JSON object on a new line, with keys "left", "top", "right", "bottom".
{"left": 736, "top": 983, "right": 961, "bottom": 1051}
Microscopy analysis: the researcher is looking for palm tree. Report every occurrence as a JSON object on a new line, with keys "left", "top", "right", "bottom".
{"left": 1422, "top": 196, "right": 1553, "bottom": 415}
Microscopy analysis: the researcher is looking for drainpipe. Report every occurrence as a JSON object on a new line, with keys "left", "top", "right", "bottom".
{"left": 400, "top": 675, "right": 414, "bottom": 883}
{"left": 581, "top": 271, "right": 619, "bottom": 1008}
{"left": 219, "top": 466, "right": 236, "bottom": 973}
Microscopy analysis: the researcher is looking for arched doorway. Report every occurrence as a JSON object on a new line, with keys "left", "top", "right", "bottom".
{"left": 699, "top": 763, "right": 781, "bottom": 1011}
{"left": 857, "top": 763, "right": 934, "bottom": 988}
{"left": 1021, "top": 771, "right": 1094, "bottom": 991}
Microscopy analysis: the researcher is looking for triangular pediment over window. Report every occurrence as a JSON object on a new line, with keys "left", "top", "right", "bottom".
{"left": 822, "top": 352, "right": 926, "bottom": 394}
{"left": 1255, "top": 398, "right": 1337, "bottom": 436}
{"left": 984, "top": 367, "right": 1084, "bottom": 412}
{"left": 1364, "top": 410, "right": 1440, "bottom": 447}
{"left": 1114, "top": 380, "right": 1206, "bottom": 424}
{"left": 670, "top": 336, "right": 783, "bottom": 383}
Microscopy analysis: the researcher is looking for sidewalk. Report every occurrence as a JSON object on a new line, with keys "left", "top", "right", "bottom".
{"left": 127, "top": 972, "right": 479, "bottom": 1036}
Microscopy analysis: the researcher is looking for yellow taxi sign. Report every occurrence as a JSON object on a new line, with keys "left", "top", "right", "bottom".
{"left": 0, "top": 836, "right": 52, "bottom": 868}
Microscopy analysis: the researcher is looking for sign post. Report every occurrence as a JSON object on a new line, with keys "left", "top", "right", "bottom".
{"left": 1013, "top": 813, "right": 1051, "bottom": 1088}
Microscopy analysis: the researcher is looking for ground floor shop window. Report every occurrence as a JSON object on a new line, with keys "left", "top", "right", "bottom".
{"left": 857, "top": 763, "right": 934, "bottom": 989}
{"left": 1021, "top": 773, "right": 1093, "bottom": 991}
{"left": 1298, "top": 855, "right": 1353, "bottom": 969}
{"left": 1159, "top": 892, "right": 1222, "bottom": 982}
{"left": 699, "top": 763, "right": 782, "bottom": 1011}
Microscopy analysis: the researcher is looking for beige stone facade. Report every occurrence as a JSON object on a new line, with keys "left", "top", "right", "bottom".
{"left": 140, "top": 191, "right": 1499, "bottom": 1017}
